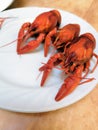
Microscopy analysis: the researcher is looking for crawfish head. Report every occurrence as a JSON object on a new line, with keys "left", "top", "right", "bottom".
{"left": 53, "top": 24, "right": 80, "bottom": 49}
{"left": 63, "top": 33, "right": 96, "bottom": 73}
{"left": 44, "top": 23, "right": 80, "bottom": 57}
{"left": 17, "top": 10, "right": 61, "bottom": 54}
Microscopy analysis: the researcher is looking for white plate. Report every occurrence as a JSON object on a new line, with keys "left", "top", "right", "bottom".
{"left": 0, "top": 7, "right": 98, "bottom": 113}
{"left": 0, "top": 0, "right": 14, "bottom": 12}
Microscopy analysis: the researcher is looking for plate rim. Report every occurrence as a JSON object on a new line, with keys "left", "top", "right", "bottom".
{"left": 0, "top": 0, "right": 14, "bottom": 12}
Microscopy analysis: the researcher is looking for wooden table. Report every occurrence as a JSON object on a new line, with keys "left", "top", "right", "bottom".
{"left": 0, "top": 0, "right": 98, "bottom": 130}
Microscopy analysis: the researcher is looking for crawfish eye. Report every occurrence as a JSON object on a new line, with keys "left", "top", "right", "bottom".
{"left": 54, "top": 59, "right": 62, "bottom": 66}
{"left": 51, "top": 35, "right": 56, "bottom": 42}
{"left": 57, "top": 22, "right": 60, "bottom": 28}
{"left": 32, "top": 27, "right": 37, "bottom": 31}
{"left": 70, "top": 62, "right": 73, "bottom": 66}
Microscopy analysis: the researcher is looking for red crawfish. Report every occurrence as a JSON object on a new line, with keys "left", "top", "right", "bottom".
{"left": 39, "top": 33, "right": 98, "bottom": 101}
{"left": 17, "top": 10, "right": 61, "bottom": 54}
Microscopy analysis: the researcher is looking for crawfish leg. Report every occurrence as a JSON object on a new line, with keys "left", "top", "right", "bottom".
{"left": 55, "top": 65, "right": 83, "bottom": 101}
{"left": 39, "top": 53, "right": 63, "bottom": 86}
{"left": 91, "top": 53, "right": 98, "bottom": 73}
{"left": 83, "top": 61, "right": 90, "bottom": 78}
{"left": 79, "top": 61, "right": 95, "bottom": 85}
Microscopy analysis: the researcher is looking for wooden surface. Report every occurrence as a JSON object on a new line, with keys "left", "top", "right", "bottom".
{"left": 0, "top": 0, "right": 98, "bottom": 130}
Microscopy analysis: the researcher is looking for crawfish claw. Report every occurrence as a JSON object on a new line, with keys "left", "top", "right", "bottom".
{"left": 17, "top": 33, "right": 45, "bottom": 54}
{"left": 55, "top": 65, "right": 83, "bottom": 101}
{"left": 39, "top": 64, "right": 52, "bottom": 86}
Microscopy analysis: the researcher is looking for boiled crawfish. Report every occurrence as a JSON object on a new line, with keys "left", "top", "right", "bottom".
{"left": 17, "top": 10, "right": 61, "bottom": 54}
{"left": 44, "top": 23, "right": 80, "bottom": 57}
{"left": 39, "top": 33, "right": 98, "bottom": 101}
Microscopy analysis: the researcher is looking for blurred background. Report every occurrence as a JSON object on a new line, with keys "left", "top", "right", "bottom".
{"left": 7, "top": 0, "right": 98, "bottom": 31}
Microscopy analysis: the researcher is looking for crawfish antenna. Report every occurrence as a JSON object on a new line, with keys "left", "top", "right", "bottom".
{"left": 0, "top": 17, "right": 18, "bottom": 29}
{"left": 91, "top": 53, "right": 98, "bottom": 73}
{"left": 0, "top": 39, "right": 17, "bottom": 48}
